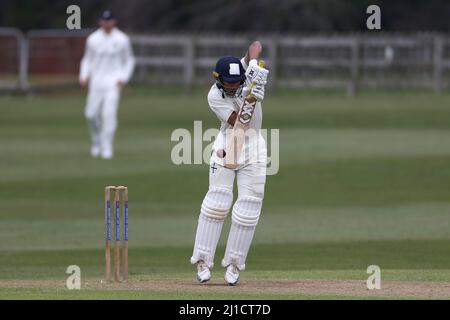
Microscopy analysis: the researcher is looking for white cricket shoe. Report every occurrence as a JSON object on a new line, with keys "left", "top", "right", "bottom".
{"left": 90, "top": 145, "right": 101, "bottom": 158}
{"left": 196, "top": 260, "right": 211, "bottom": 284}
{"left": 224, "top": 264, "right": 240, "bottom": 286}
{"left": 101, "top": 149, "right": 113, "bottom": 160}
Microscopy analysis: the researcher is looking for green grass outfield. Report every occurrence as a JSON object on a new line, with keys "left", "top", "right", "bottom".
{"left": 0, "top": 87, "right": 449, "bottom": 299}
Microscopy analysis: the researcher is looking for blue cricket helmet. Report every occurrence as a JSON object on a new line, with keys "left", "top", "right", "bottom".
{"left": 213, "top": 56, "right": 246, "bottom": 97}
{"left": 213, "top": 56, "right": 246, "bottom": 83}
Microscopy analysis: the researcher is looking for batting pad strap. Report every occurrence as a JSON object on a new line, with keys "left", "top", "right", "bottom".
{"left": 231, "top": 196, "right": 262, "bottom": 227}
{"left": 221, "top": 259, "right": 246, "bottom": 271}
{"left": 201, "top": 187, "right": 233, "bottom": 220}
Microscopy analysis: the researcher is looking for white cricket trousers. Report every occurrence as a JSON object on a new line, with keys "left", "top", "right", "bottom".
{"left": 84, "top": 87, "right": 121, "bottom": 156}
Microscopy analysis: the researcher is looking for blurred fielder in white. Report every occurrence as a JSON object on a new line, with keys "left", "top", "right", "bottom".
{"left": 190, "top": 41, "right": 269, "bottom": 285}
{"left": 79, "top": 10, "right": 135, "bottom": 159}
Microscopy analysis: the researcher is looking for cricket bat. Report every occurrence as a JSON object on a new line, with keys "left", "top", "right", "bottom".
{"left": 224, "top": 60, "right": 265, "bottom": 169}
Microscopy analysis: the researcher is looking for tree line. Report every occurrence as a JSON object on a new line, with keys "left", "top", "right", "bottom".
{"left": 1, "top": 0, "right": 449, "bottom": 32}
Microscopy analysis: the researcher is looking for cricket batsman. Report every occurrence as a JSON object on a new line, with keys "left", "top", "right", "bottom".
{"left": 79, "top": 10, "right": 135, "bottom": 159}
{"left": 190, "top": 41, "right": 269, "bottom": 285}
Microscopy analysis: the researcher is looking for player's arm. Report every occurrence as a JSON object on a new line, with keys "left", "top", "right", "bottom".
{"left": 227, "top": 112, "right": 238, "bottom": 126}
{"left": 79, "top": 38, "right": 93, "bottom": 87}
{"left": 226, "top": 41, "right": 267, "bottom": 126}
{"left": 244, "top": 41, "right": 263, "bottom": 66}
{"left": 118, "top": 37, "right": 135, "bottom": 87}
{"left": 208, "top": 89, "right": 237, "bottom": 125}
{"left": 243, "top": 41, "right": 269, "bottom": 102}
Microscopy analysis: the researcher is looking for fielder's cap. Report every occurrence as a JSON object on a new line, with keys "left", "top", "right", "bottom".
{"left": 100, "top": 10, "right": 114, "bottom": 20}
{"left": 214, "top": 56, "right": 246, "bottom": 83}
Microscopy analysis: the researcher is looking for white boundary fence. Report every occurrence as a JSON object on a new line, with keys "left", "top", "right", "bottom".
{"left": 0, "top": 27, "right": 28, "bottom": 90}
{"left": 2, "top": 28, "right": 450, "bottom": 93}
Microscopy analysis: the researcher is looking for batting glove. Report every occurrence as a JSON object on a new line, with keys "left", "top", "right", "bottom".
{"left": 245, "top": 60, "right": 269, "bottom": 87}
{"left": 250, "top": 83, "right": 265, "bottom": 102}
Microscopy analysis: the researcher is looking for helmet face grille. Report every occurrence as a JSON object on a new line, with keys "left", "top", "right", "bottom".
{"left": 216, "top": 78, "right": 244, "bottom": 98}
{"left": 223, "top": 84, "right": 243, "bottom": 98}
